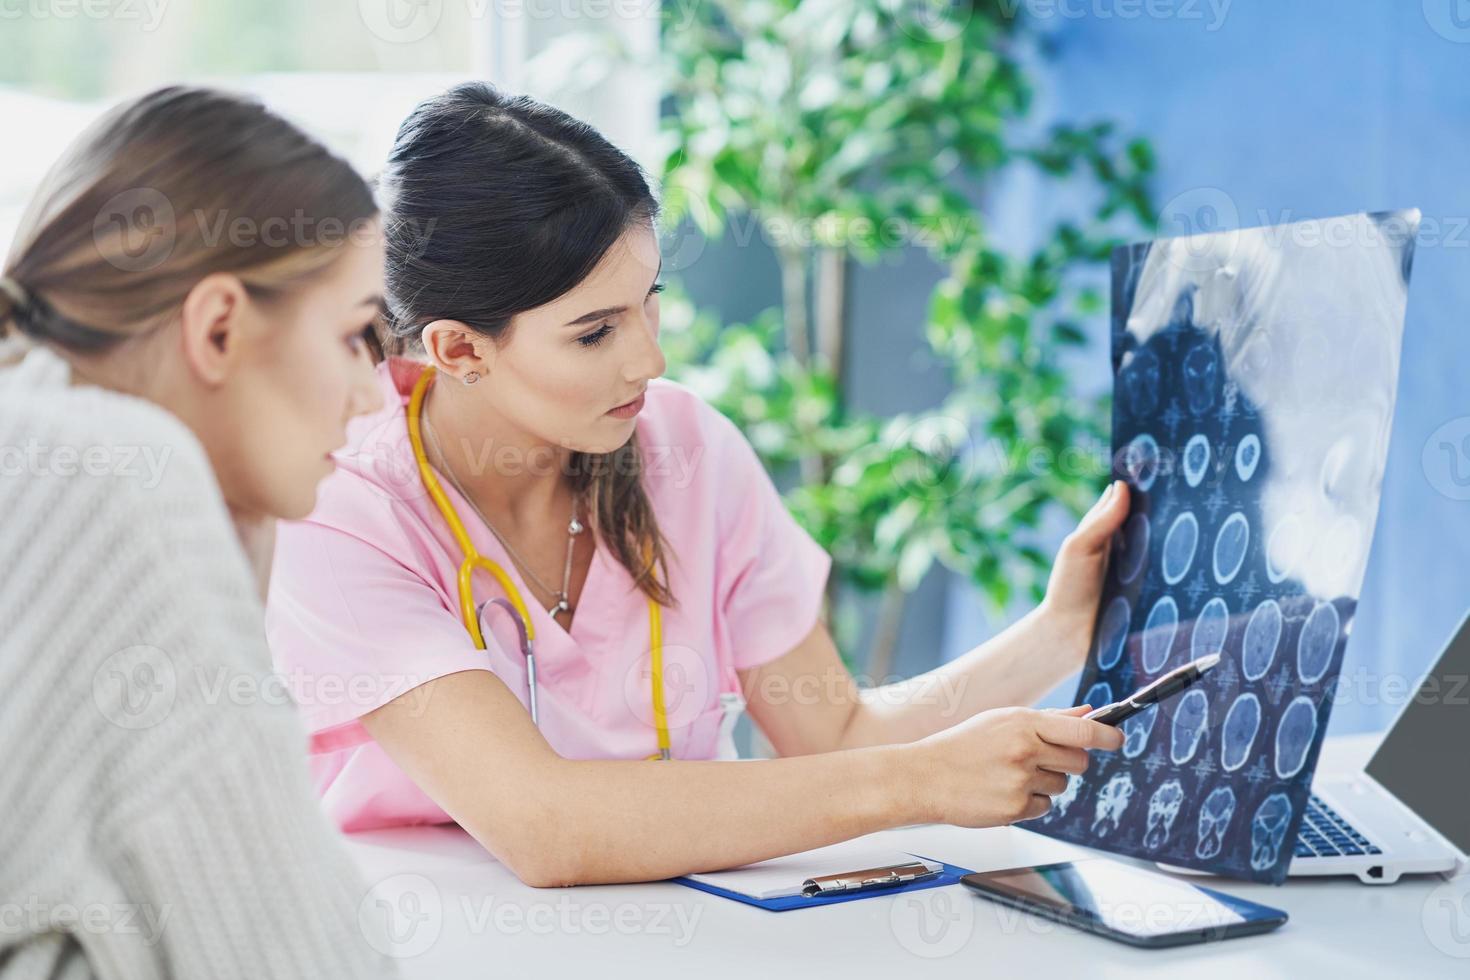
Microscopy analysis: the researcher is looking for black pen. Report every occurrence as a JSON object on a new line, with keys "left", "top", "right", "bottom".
{"left": 1083, "top": 652, "right": 1221, "bottom": 726}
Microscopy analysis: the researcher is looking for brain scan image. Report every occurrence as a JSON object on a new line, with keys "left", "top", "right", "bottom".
{"left": 1183, "top": 434, "right": 1211, "bottom": 487}
{"left": 1095, "top": 596, "right": 1131, "bottom": 671}
{"left": 1114, "top": 513, "right": 1151, "bottom": 586}
{"left": 1235, "top": 434, "right": 1262, "bottom": 482}
{"left": 1250, "top": 793, "right": 1294, "bottom": 872}
{"left": 1241, "top": 599, "right": 1283, "bottom": 681}
{"left": 1143, "top": 779, "right": 1186, "bottom": 849}
{"left": 1092, "top": 773, "right": 1135, "bottom": 836}
{"left": 1182, "top": 342, "right": 1219, "bottom": 415}
{"left": 1141, "top": 596, "right": 1179, "bottom": 673}
{"left": 1296, "top": 600, "right": 1340, "bottom": 684}
{"left": 1220, "top": 693, "right": 1262, "bottom": 772}
{"left": 1274, "top": 696, "right": 1319, "bottom": 779}
{"left": 1121, "top": 347, "right": 1161, "bottom": 418}
{"left": 1212, "top": 512, "right": 1250, "bottom": 585}
{"left": 1266, "top": 513, "right": 1307, "bottom": 584}
{"left": 1120, "top": 702, "right": 1159, "bottom": 759}
{"left": 1190, "top": 596, "right": 1230, "bottom": 660}
{"left": 1195, "top": 786, "right": 1236, "bottom": 860}
{"left": 1043, "top": 772, "right": 1084, "bottom": 823}
{"left": 1123, "top": 433, "right": 1161, "bottom": 492}
{"left": 1083, "top": 680, "right": 1113, "bottom": 710}
{"left": 1170, "top": 688, "right": 1210, "bottom": 765}
{"left": 1161, "top": 511, "right": 1199, "bottom": 585}
{"left": 1026, "top": 211, "right": 1417, "bottom": 883}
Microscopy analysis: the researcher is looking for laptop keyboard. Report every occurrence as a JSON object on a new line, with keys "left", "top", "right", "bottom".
{"left": 1294, "top": 793, "right": 1383, "bottom": 858}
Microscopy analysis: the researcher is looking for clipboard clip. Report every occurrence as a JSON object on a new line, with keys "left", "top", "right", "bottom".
{"left": 800, "top": 861, "right": 939, "bottom": 898}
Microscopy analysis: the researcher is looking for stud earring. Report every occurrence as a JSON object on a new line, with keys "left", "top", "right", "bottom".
{"left": 463, "top": 371, "right": 480, "bottom": 385}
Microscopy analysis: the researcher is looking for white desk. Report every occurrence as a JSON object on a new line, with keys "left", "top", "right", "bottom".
{"left": 344, "top": 734, "right": 1469, "bottom": 977}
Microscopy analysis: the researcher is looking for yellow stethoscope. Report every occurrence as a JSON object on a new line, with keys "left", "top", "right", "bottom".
{"left": 406, "top": 365, "right": 673, "bottom": 760}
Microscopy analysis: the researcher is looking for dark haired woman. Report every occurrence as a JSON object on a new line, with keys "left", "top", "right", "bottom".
{"left": 266, "top": 82, "right": 1128, "bottom": 888}
{"left": 0, "top": 87, "right": 395, "bottom": 975}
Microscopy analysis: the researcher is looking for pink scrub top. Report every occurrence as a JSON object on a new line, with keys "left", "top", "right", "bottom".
{"left": 265, "top": 358, "right": 831, "bottom": 832}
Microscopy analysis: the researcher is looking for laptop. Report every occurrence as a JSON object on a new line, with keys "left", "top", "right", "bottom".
{"left": 1165, "top": 609, "right": 1470, "bottom": 885}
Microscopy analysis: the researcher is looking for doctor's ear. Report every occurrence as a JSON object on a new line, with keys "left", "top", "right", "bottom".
{"left": 421, "top": 319, "right": 493, "bottom": 383}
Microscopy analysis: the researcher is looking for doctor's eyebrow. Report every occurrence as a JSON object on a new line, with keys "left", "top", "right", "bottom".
{"left": 563, "top": 263, "right": 665, "bottom": 327}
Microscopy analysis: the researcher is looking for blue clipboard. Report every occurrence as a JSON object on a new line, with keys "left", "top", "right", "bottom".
{"left": 671, "top": 854, "right": 975, "bottom": 912}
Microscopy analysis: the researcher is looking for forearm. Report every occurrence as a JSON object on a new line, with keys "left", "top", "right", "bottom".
{"left": 464, "top": 742, "right": 925, "bottom": 887}
{"left": 838, "top": 602, "right": 1086, "bottom": 749}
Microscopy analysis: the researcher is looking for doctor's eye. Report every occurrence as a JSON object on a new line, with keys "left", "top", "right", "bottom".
{"left": 577, "top": 323, "right": 614, "bottom": 348}
{"left": 346, "top": 323, "right": 374, "bottom": 355}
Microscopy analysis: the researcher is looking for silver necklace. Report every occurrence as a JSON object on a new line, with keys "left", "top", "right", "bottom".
{"left": 423, "top": 404, "right": 585, "bottom": 619}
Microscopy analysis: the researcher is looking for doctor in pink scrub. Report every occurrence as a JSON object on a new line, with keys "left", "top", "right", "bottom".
{"left": 265, "top": 83, "right": 1128, "bottom": 888}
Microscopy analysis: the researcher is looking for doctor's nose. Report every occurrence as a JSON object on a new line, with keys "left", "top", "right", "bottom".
{"left": 348, "top": 354, "right": 385, "bottom": 417}
{"left": 625, "top": 310, "right": 666, "bottom": 384}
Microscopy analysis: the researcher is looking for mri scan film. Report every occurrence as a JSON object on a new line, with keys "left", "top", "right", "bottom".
{"left": 1026, "top": 210, "right": 1419, "bottom": 883}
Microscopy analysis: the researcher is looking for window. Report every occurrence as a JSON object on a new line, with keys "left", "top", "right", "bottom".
{"left": 1, "top": 1, "right": 659, "bottom": 253}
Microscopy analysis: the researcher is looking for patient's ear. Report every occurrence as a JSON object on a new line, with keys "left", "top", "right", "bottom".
{"left": 421, "top": 319, "right": 493, "bottom": 381}
{"left": 178, "top": 273, "right": 252, "bottom": 386}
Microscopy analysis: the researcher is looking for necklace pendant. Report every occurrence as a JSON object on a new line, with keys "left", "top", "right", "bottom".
{"left": 551, "top": 597, "right": 570, "bottom": 616}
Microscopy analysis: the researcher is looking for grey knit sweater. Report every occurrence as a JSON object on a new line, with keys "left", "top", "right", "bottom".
{"left": 0, "top": 344, "right": 399, "bottom": 979}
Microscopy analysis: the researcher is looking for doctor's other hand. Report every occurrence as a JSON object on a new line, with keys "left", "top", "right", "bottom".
{"left": 909, "top": 704, "right": 1122, "bottom": 827}
{"left": 1038, "top": 480, "right": 1131, "bottom": 671}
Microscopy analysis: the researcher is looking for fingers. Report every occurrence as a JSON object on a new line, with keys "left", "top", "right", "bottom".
{"left": 1036, "top": 744, "right": 1091, "bottom": 776}
{"left": 1020, "top": 794, "right": 1052, "bottom": 822}
{"left": 1036, "top": 710, "right": 1124, "bottom": 752}
{"left": 1031, "top": 768, "right": 1070, "bottom": 797}
{"left": 1067, "top": 480, "right": 1131, "bottom": 554}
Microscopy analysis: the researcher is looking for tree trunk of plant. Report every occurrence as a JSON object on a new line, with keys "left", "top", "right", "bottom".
{"left": 779, "top": 244, "right": 827, "bottom": 495}
{"left": 812, "top": 245, "right": 849, "bottom": 617}
{"left": 814, "top": 246, "right": 846, "bottom": 389}
{"left": 778, "top": 245, "right": 810, "bottom": 365}
{"left": 865, "top": 580, "right": 908, "bottom": 685}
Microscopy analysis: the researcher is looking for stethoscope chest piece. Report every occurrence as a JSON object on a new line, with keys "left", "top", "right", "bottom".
{"left": 478, "top": 597, "right": 538, "bottom": 726}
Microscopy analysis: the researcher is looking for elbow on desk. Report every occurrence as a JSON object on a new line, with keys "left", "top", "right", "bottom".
{"left": 481, "top": 818, "right": 663, "bottom": 889}
{"left": 499, "top": 843, "right": 623, "bottom": 889}
{"left": 471, "top": 819, "right": 582, "bottom": 888}
{"left": 464, "top": 800, "right": 603, "bottom": 889}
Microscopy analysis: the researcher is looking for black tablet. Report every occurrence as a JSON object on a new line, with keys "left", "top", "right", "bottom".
{"left": 960, "top": 858, "right": 1287, "bottom": 948}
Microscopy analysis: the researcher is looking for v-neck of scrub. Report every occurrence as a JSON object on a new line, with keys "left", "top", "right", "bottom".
{"left": 430, "top": 464, "right": 597, "bottom": 648}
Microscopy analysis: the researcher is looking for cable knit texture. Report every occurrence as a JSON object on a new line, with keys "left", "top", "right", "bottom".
{"left": 0, "top": 344, "right": 398, "bottom": 979}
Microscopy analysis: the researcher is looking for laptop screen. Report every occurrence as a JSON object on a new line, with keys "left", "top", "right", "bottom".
{"left": 1364, "top": 611, "right": 1470, "bottom": 855}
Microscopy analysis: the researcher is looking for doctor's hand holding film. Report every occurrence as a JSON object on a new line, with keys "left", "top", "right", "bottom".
{"left": 1036, "top": 479, "right": 1134, "bottom": 674}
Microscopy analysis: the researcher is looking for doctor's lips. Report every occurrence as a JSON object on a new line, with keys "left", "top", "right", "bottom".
{"left": 607, "top": 390, "right": 646, "bottom": 419}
